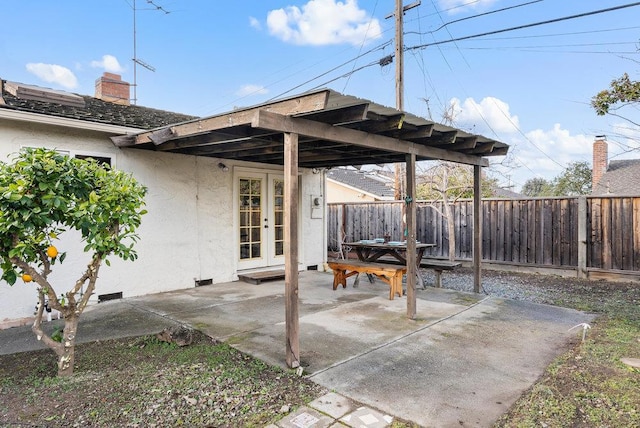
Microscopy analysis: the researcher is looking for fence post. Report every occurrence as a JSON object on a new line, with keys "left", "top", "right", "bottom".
{"left": 577, "top": 196, "right": 587, "bottom": 278}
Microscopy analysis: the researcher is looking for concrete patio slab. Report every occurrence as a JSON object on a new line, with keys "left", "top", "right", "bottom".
{"left": 0, "top": 270, "right": 594, "bottom": 427}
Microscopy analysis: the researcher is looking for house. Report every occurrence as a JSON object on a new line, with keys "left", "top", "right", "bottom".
{"left": 592, "top": 136, "right": 640, "bottom": 196}
{"left": 490, "top": 186, "right": 521, "bottom": 199}
{"left": 0, "top": 73, "right": 329, "bottom": 327}
{"left": 1, "top": 73, "right": 509, "bottom": 366}
{"left": 326, "top": 167, "right": 395, "bottom": 202}
{"left": 326, "top": 166, "right": 519, "bottom": 202}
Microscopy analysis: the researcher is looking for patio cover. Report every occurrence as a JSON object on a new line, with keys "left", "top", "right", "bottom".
{"left": 112, "top": 89, "right": 509, "bottom": 368}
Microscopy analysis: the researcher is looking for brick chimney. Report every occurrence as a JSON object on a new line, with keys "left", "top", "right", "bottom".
{"left": 592, "top": 136, "right": 608, "bottom": 189}
{"left": 95, "top": 72, "right": 130, "bottom": 105}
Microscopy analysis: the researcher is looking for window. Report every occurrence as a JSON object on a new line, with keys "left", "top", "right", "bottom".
{"left": 75, "top": 154, "right": 112, "bottom": 168}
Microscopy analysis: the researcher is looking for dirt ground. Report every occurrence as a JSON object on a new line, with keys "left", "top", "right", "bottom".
{"left": 1, "top": 268, "right": 638, "bottom": 427}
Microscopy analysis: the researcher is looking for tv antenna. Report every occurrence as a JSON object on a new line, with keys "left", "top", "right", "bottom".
{"left": 131, "top": 0, "right": 169, "bottom": 104}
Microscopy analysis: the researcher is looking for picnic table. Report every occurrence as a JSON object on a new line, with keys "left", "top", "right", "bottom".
{"left": 343, "top": 240, "right": 435, "bottom": 288}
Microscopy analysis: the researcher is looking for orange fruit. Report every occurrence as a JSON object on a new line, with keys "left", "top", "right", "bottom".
{"left": 46, "top": 245, "right": 58, "bottom": 258}
{"left": 22, "top": 273, "right": 33, "bottom": 283}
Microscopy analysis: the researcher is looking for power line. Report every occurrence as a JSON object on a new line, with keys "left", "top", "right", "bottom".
{"left": 469, "top": 25, "right": 640, "bottom": 41}
{"left": 406, "top": 2, "right": 640, "bottom": 52}
{"left": 428, "top": 0, "right": 544, "bottom": 34}
{"left": 342, "top": 0, "right": 381, "bottom": 93}
{"left": 265, "top": 40, "right": 393, "bottom": 102}
{"left": 308, "top": 60, "right": 383, "bottom": 91}
{"left": 457, "top": 41, "right": 638, "bottom": 50}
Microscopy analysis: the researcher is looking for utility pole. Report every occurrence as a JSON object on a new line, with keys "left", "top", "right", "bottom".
{"left": 391, "top": 0, "right": 420, "bottom": 199}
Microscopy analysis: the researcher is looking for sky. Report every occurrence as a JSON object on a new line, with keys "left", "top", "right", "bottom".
{"left": 1, "top": 0, "right": 639, "bottom": 191}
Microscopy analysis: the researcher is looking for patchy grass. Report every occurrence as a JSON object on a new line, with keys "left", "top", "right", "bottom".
{"left": 494, "top": 277, "right": 640, "bottom": 428}
{"left": 0, "top": 332, "right": 325, "bottom": 427}
{"left": 1, "top": 271, "right": 638, "bottom": 427}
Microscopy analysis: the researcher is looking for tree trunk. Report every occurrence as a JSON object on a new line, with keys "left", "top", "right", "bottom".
{"left": 57, "top": 315, "right": 79, "bottom": 377}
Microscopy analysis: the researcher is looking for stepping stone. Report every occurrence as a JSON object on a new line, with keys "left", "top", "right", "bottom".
{"left": 277, "top": 406, "right": 333, "bottom": 428}
{"left": 621, "top": 357, "right": 640, "bottom": 369}
{"left": 309, "top": 392, "right": 355, "bottom": 419}
{"left": 341, "top": 407, "right": 393, "bottom": 428}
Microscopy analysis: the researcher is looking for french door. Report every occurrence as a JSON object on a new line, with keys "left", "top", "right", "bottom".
{"left": 236, "top": 171, "right": 285, "bottom": 270}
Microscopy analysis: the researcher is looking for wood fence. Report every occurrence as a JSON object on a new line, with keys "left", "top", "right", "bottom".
{"left": 327, "top": 196, "right": 640, "bottom": 275}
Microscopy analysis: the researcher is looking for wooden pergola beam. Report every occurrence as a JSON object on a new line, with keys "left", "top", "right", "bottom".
{"left": 252, "top": 110, "right": 489, "bottom": 167}
{"left": 115, "top": 91, "right": 330, "bottom": 147}
{"left": 299, "top": 103, "right": 369, "bottom": 124}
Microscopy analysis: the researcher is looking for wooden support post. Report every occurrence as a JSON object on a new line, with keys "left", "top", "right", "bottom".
{"left": 406, "top": 153, "right": 417, "bottom": 319}
{"left": 473, "top": 165, "right": 482, "bottom": 293}
{"left": 284, "top": 132, "right": 300, "bottom": 369}
{"left": 577, "top": 196, "right": 587, "bottom": 278}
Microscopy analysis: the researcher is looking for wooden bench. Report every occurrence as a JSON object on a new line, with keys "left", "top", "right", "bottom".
{"left": 327, "top": 259, "right": 406, "bottom": 300}
{"left": 419, "top": 259, "right": 461, "bottom": 289}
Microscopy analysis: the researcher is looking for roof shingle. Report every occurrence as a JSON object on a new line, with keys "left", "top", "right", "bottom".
{"left": 0, "top": 79, "right": 197, "bottom": 130}
{"left": 592, "top": 159, "right": 640, "bottom": 196}
{"left": 326, "top": 168, "right": 395, "bottom": 199}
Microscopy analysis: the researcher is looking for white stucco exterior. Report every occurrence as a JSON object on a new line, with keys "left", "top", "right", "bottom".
{"left": 326, "top": 179, "right": 379, "bottom": 203}
{"left": 0, "top": 114, "right": 326, "bottom": 327}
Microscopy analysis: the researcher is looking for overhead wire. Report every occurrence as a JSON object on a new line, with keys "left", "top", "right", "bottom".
{"left": 409, "top": 0, "right": 443, "bottom": 119}
{"left": 307, "top": 60, "right": 385, "bottom": 91}
{"left": 410, "top": 1, "right": 545, "bottom": 187}
{"left": 470, "top": 25, "right": 640, "bottom": 41}
{"left": 406, "top": 1, "right": 640, "bottom": 52}
{"left": 406, "top": 1, "right": 640, "bottom": 179}
{"left": 342, "top": 0, "right": 381, "bottom": 93}
{"left": 428, "top": 0, "right": 544, "bottom": 34}
{"left": 264, "top": 39, "right": 393, "bottom": 102}
{"left": 414, "top": 0, "right": 570, "bottom": 181}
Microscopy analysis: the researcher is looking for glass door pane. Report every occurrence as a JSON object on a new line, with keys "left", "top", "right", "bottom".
{"left": 273, "top": 178, "right": 284, "bottom": 257}
{"left": 239, "top": 177, "right": 262, "bottom": 260}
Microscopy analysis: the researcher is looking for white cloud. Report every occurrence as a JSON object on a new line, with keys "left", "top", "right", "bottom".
{"left": 448, "top": 96, "right": 520, "bottom": 134}
{"left": 25, "top": 63, "right": 78, "bottom": 89}
{"left": 496, "top": 124, "right": 592, "bottom": 188}
{"left": 266, "top": 0, "right": 382, "bottom": 46}
{"left": 90, "top": 55, "right": 124, "bottom": 73}
{"left": 236, "top": 84, "right": 269, "bottom": 97}
{"left": 249, "top": 16, "right": 261, "bottom": 30}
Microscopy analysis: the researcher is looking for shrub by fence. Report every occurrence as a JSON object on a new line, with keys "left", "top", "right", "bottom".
{"left": 328, "top": 196, "right": 640, "bottom": 275}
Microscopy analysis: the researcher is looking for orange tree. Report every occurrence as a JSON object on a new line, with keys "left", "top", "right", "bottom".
{"left": 0, "top": 148, "right": 147, "bottom": 376}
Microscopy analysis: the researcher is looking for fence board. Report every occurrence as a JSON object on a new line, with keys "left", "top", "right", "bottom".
{"left": 511, "top": 200, "right": 520, "bottom": 262}
{"left": 327, "top": 195, "right": 640, "bottom": 273}
{"left": 634, "top": 198, "right": 640, "bottom": 271}
{"left": 622, "top": 198, "right": 632, "bottom": 270}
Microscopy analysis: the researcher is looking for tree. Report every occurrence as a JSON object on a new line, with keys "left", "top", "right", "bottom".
{"left": 521, "top": 163, "right": 591, "bottom": 197}
{"left": 0, "top": 148, "right": 147, "bottom": 376}
{"left": 521, "top": 177, "right": 554, "bottom": 197}
{"left": 552, "top": 161, "right": 592, "bottom": 196}
{"left": 591, "top": 73, "right": 640, "bottom": 126}
{"left": 416, "top": 162, "right": 497, "bottom": 261}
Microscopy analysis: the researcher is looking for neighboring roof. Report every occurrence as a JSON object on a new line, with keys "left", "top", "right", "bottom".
{"left": 327, "top": 168, "right": 395, "bottom": 199}
{"left": 0, "top": 79, "right": 197, "bottom": 130}
{"left": 592, "top": 159, "right": 640, "bottom": 196}
{"left": 113, "top": 89, "right": 509, "bottom": 169}
{"left": 492, "top": 186, "right": 521, "bottom": 199}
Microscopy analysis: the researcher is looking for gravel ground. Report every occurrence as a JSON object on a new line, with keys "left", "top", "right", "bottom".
{"left": 421, "top": 267, "right": 640, "bottom": 317}
{"left": 423, "top": 267, "right": 560, "bottom": 302}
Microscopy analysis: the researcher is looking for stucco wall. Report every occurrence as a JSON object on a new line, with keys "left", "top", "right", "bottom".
{"left": 326, "top": 179, "right": 377, "bottom": 203}
{"left": 0, "top": 118, "right": 325, "bottom": 326}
